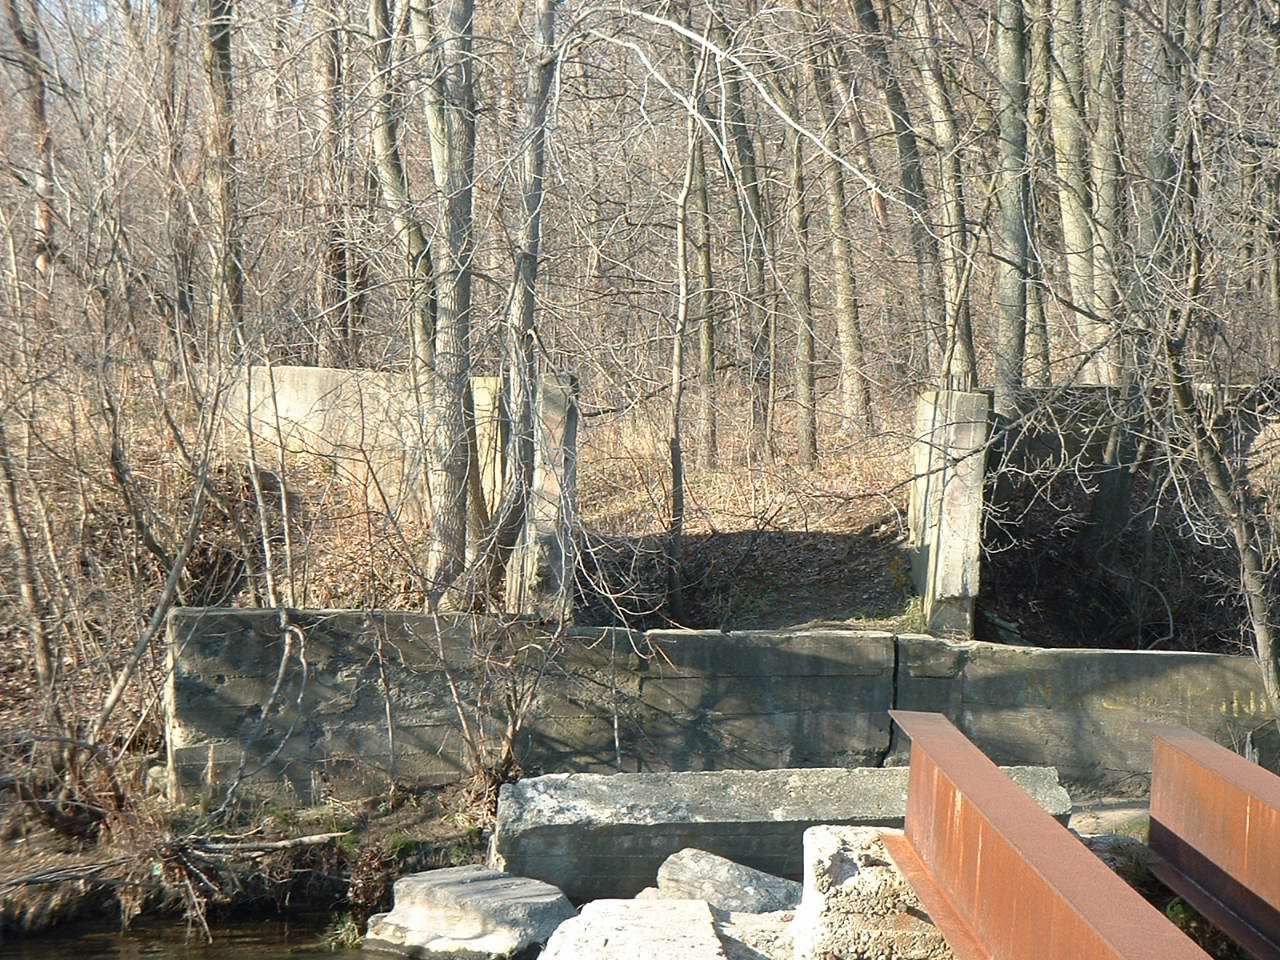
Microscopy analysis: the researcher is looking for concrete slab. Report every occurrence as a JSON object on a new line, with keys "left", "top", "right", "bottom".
{"left": 489, "top": 766, "right": 1070, "bottom": 901}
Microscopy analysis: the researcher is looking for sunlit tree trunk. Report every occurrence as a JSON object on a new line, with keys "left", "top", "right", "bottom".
{"left": 475, "top": 0, "right": 557, "bottom": 601}
{"left": 202, "top": 0, "right": 245, "bottom": 347}
{"left": 785, "top": 121, "right": 817, "bottom": 468}
{"left": 1024, "top": 0, "right": 1052, "bottom": 385}
{"left": 1050, "top": 0, "right": 1103, "bottom": 381}
{"left": 409, "top": 0, "right": 477, "bottom": 605}
{"left": 712, "top": 15, "right": 770, "bottom": 456}
{"left": 3, "top": 0, "right": 54, "bottom": 325}
{"left": 994, "top": 0, "right": 1029, "bottom": 418}
{"left": 913, "top": 0, "right": 977, "bottom": 387}
{"left": 315, "top": 0, "right": 355, "bottom": 366}
{"left": 805, "top": 34, "right": 875, "bottom": 432}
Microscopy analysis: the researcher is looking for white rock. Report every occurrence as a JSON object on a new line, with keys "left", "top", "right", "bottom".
{"left": 363, "top": 865, "right": 574, "bottom": 959}
{"left": 657, "top": 848, "right": 801, "bottom": 913}
{"left": 540, "top": 899, "right": 729, "bottom": 960}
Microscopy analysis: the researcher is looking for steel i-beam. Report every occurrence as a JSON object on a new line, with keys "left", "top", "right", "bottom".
{"left": 1149, "top": 724, "right": 1280, "bottom": 960}
{"left": 885, "top": 710, "right": 1211, "bottom": 960}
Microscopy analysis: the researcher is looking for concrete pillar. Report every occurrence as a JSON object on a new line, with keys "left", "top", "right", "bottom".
{"left": 470, "top": 375, "right": 507, "bottom": 528}
{"left": 506, "top": 374, "right": 579, "bottom": 620}
{"left": 908, "top": 390, "right": 990, "bottom": 636}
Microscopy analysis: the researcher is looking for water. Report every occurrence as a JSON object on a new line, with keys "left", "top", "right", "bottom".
{"left": 0, "top": 919, "right": 363, "bottom": 960}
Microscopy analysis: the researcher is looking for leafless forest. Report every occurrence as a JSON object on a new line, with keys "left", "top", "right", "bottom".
{"left": 5, "top": 0, "right": 1280, "bottom": 861}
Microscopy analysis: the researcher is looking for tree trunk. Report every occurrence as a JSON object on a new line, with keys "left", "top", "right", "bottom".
{"left": 315, "top": 0, "right": 354, "bottom": 366}
{"left": 1087, "top": 0, "right": 1124, "bottom": 386}
{"left": 670, "top": 42, "right": 706, "bottom": 618}
{"left": 848, "top": 0, "right": 945, "bottom": 369}
{"left": 684, "top": 21, "right": 718, "bottom": 469}
{"left": 473, "top": 0, "right": 556, "bottom": 603}
{"left": 786, "top": 121, "right": 817, "bottom": 469}
{"left": 1024, "top": 0, "right": 1052, "bottom": 385}
{"left": 3, "top": 0, "right": 54, "bottom": 325}
{"left": 712, "top": 15, "right": 770, "bottom": 457}
{"left": 805, "top": 34, "right": 875, "bottom": 433}
{"left": 913, "top": 0, "right": 977, "bottom": 387}
{"left": 1049, "top": 0, "right": 1104, "bottom": 381}
{"left": 409, "top": 0, "right": 477, "bottom": 605}
{"left": 202, "top": 0, "right": 245, "bottom": 346}
{"left": 994, "top": 0, "right": 1029, "bottom": 418}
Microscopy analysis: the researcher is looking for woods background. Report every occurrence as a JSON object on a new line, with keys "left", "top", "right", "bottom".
{"left": 6, "top": 0, "right": 1280, "bottom": 834}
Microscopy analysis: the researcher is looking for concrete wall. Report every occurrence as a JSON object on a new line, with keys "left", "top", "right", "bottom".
{"left": 165, "top": 608, "right": 1276, "bottom": 803}
{"left": 222, "top": 365, "right": 577, "bottom": 613}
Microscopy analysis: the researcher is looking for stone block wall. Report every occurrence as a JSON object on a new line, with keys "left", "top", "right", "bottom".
{"left": 165, "top": 608, "right": 1277, "bottom": 803}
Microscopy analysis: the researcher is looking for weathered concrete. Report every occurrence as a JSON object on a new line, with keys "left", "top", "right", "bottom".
{"left": 164, "top": 610, "right": 646, "bottom": 800}
{"left": 165, "top": 609, "right": 1277, "bottom": 802}
{"left": 637, "top": 629, "right": 895, "bottom": 771}
{"left": 540, "top": 900, "right": 728, "bottom": 960}
{"left": 222, "top": 366, "right": 575, "bottom": 616}
{"left": 506, "top": 374, "right": 579, "bottom": 619}
{"left": 656, "top": 849, "right": 801, "bottom": 913}
{"left": 224, "top": 364, "right": 424, "bottom": 520}
{"left": 165, "top": 612, "right": 898, "bottom": 801}
{"left": 715, "top": 912, "right": 793, "bottom": 960}
{"left": 891, "top": 634, "right": 1276, "bottom": 781}
{"left": 487, "top": 766, "right": 1069, "bottom": 901}
{"left": 908, "top": 390, "right": 990, "bottom": 637}
{"left": 792, "top": 826, "right": 951, "bottom": 960}
{"left": 363, "top": 866, "right": 575, "bottom": 959}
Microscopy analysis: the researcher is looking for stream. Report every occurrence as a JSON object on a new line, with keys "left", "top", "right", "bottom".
{"left": 0, "top": 919, "right": 363, "bottom": 960}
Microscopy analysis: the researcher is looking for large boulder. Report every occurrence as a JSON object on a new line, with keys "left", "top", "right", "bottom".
{"left": 791, "top": 826, "right": 952, "bottom": 960}
{"left": 656, "top": 849, "right": 801, "bottom": 913}
{"left": 363, "top": 865, "right": 575, "bottom": 959}
{"left": 540, "top": 899, "right": 728, "bottom": 960}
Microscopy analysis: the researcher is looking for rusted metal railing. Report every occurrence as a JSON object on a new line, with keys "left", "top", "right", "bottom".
{"left": 885, "top": 710, "right": 1210, "bottom": 960}
{"left": 1149, "top": 725, "right": 1280, "bottom": 960}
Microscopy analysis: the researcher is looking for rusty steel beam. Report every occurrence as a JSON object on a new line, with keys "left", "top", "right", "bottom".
{"left": 884, "top": 710, "right": 1211, "bottom": 960}
{"left": 1149, "top": 725, "right": 1280, "bottom": 960}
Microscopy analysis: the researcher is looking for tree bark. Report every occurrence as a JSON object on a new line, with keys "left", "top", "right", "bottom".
{"left": 1087, "top": 0, "right": 1124, "bottom": 386}
{"left": 786, "top": 120, "right": 817, "bottom": 468}
{"left": 3, "top": 0, "right": 54, "bottom": 324}
{"left": 848, "top": 0, "right": 945, "bottom": 368}
{"left": 315, "top": 0, "right": 355, "bottom": 366}
{"left": 1024, "top": 0, "right": 1052, "bottom": 385}
{"left": 913, "top": 0, "right": 977, "bottom": 387}
{"left": 994, "top": 0, "right": 1029, "bottom": 418}
{"left": 1049, "top": 0, "right": 1104, "bottom": 381}
{"left": 474, "top": 0, "right": 557, "bottom": 603}
{"left": 202, "top": 0, "right": 245, "bottom": 346}
{"left": 682, "top": 17, "right": 718, "bottom": 469}
{"left": 805, "top": 34, "right": 875, "bottom": 433}
{"left": 712, "top": 15, "right": 770, "bottom": 456}
{"left": 410, "top": 0, "right": 477, "bottom": 604}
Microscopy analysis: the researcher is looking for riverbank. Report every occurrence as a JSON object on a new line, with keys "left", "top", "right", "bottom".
{"left": 0, "top": 783, "right": 488, "bottom": 941}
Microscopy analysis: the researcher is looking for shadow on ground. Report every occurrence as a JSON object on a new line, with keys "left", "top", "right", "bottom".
{"left": 574, "top": 515, "right": 914, "bottom": 632}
